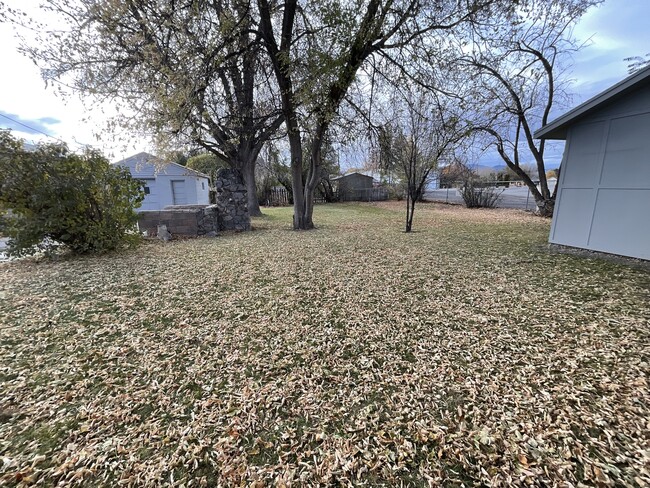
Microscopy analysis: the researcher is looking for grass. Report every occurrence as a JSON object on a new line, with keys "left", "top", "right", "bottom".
{"left": 0, "top": 202, "right": 648, "bottom": 487}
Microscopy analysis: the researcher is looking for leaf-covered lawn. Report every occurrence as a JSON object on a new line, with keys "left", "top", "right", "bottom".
{"left": 1, "top": 202, "right": 648, "bottom": 487}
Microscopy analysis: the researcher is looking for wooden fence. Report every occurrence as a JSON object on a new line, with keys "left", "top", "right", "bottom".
{"left": 339, "top": 187, "right": 389, "bottom": 202}
{"left": 263, "top": 188, "right": 292, "bottom": 206}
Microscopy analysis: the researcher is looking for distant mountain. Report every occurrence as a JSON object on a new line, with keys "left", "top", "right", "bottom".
{"left": 471, "top": 162, "right": 561, "bottom": 173}
{"left": 469, "top": 164, "right": 501, "bottom": 176}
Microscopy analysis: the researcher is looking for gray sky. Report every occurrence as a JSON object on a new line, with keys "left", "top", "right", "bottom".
{"left": 1, "top": 0, "right": 648, "bottom": 164}
{"left": 571, "top": 0, "right": 649, "bottom": 99}
{"left": 475, "top": 1, "right": 650, "bottom": 169}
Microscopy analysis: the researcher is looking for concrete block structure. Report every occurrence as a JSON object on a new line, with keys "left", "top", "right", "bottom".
{"left": 135, "top": 169, "right": 251, "bottom": 237}
{"left": 137, "top": 205, "right": 220, "bottom": 237}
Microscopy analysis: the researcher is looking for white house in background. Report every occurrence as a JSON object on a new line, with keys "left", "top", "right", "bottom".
{"left": 115, "top": 152, "right": 211, "bottom": 211}
{"left": 535, "top": 66, "right": 650, "bottom": 260}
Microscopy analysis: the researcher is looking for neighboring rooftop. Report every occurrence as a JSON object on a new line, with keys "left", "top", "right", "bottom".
{"left": 114, "top": 152, "right": 209, "bottom": 178}
{"left": 534, "top": 65, "right": 650, "bottom": 140}
{"left": 115, "top": 151, "right": 159, "bottom": 167}
{"left": 331, "top": 171, "right": 374, "bottom": 181}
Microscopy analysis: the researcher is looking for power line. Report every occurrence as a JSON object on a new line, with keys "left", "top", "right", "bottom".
{"left": 0, "top": 112, "right": 92, "bottom": 148}
{"left": 0, "top": 112, "right": 66, "bottom": 144}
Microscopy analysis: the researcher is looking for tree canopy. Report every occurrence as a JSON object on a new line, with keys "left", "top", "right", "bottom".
{"left": 31, "top": 0, "right": 283, "bottom": 216}
{"left": 450, "top": 0, "right": 602, "bottom": 216}
{"left": 13, "top": 0, "right": 600, "bottom": 223}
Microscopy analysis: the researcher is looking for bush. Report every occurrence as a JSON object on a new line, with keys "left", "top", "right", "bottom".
{"left": 186, "top": 153, "right": 228, "bottom": 184}
{"left": 0, "top": 132, "right": 144, "bottom": 257}
{"left": 460, "top": 180, "right": 502, "bottom": 208}
{"left": 386, "top": 181, "right": 406, "bottom": 201}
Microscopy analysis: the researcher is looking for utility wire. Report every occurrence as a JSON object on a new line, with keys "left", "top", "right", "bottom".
{"left": 0, "top": 112, "right": 66, "bottom": 144}
{"left": 0, "top": 112, "right": 92, "bottom": 148}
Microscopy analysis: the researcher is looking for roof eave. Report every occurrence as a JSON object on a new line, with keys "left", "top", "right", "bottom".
{"left": 533, "top": 127, "right": 568, "bottom": 140}
{"left": 114, "top": 153, "right": 210, "bottom": 179}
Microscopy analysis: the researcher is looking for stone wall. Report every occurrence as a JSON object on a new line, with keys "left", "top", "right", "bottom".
{"left": 136, "top": 169, "right": 251, "bottom": 238}
{"left": 215, "top": 168, "right": 251, "bottom": 231}
{"left": 137, "top": 205, "right": 219, "bottom": 237}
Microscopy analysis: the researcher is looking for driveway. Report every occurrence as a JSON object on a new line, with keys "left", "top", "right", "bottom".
{"left": 424, "top": 183, "right": 556, "bottom": 211}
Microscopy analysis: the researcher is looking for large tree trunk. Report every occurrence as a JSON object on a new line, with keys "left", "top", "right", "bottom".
{"left": 297, "top": 126, "right": 327, "bottom": 230}
{"left": 288, "top": 129, "right": 312, "bottom": 230}
{"left": 257, "top": 0, "right": 309, "bottom": 229}
{"left": 499, "top": 154, "right": 555, "bottom": 218}
{"left": 531, "top": 151, "right": 555, "bottom": 218}
{"left": 520, "top": 175, "right": 555, "bottom": 218}
{"left": 302, "top": 185, "right": 316, "bottom": 229}
{"left": 534, "top": 197, "right": 555, "bottom": 218}
{"left": 240, "top": 158, "right": 262, "bottom": 217}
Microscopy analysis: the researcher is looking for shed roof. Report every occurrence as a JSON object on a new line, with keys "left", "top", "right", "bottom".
{"left": 114, "top": 152, "right": 210, "bottom": 179}
{"left": 331, "top": 172, "right": 374, "bottom": 181}
{"left": 534, "top": 65, "right": 650, "bottom": 140}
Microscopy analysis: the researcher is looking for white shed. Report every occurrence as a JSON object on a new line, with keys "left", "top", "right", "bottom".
{"left": 115, "top": 152, "right": 211, "bottom": 211}
{"left": 535, "top": 66, "right": 650, "bottom": 260}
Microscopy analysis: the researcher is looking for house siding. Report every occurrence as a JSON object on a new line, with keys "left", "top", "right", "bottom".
{"left": 337, "top": 173, "right": 374, "bottom": 192}
{"left": 550, "top": 87, "right": 650, "bottom": 259}
{"left": 115, "top": 154, "right": 210, "bottom": 211}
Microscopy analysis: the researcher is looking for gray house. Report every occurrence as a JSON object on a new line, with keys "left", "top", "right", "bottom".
{"left": 115, "top": 152, "right": 211, "bottom": 211}
{"left": 535, "top": 66, "right": 650, "bottom": 260}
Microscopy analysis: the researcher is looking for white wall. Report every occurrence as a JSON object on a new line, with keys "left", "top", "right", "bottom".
{"left": 115, "top": 154, "right": 210, "bottom": 211}
{"left": 139, "top": 178, "right": 159, "bottom": 211}
{"left": 194, "top": 177, "right": 210, "bottom": 205}
{"left": 551, "top": 86, "right": 650, "bottom": 259}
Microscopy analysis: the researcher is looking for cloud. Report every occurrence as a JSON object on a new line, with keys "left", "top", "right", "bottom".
{"left": 38, "top": 116, "right": 61, "bottom": 125}
{"left": 572, "top": 0, "right": 650, "bottom": 86}
{"left": 0, "top": 111, "right": 60, "bottom": 136}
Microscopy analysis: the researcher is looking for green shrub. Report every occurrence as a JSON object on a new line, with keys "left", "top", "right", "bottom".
{"left": 186, "top": 153, "right": 228, "bottom": 184}
{"left": 0, "top": 132, "right": 144, "bottom": 257}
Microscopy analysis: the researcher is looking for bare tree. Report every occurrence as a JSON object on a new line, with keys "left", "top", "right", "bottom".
{"left": 257, "top": 0, "right": 499, "bottom": 229}
{"left": 377, "top": 87, "right": 464, "bottom": 232}
{"left": 455, "top": 0, "right": 602, "bottom": 217}
{"left": 625, "top": 53, "right": 650, "bottom": 74}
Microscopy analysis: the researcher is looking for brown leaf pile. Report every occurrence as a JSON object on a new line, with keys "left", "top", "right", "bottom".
{"left": 1, "top": 202, "right": 648, "bottom": 487}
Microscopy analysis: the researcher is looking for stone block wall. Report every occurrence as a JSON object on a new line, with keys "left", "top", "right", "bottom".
{"left": 215, "top": 168, "right": 251, "bottom": 231}
{"left": 136, "top": 170, "right": 251, "bottom": 237}
{"left": 137, "top": 205, "right": 219, "bottom": 237}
